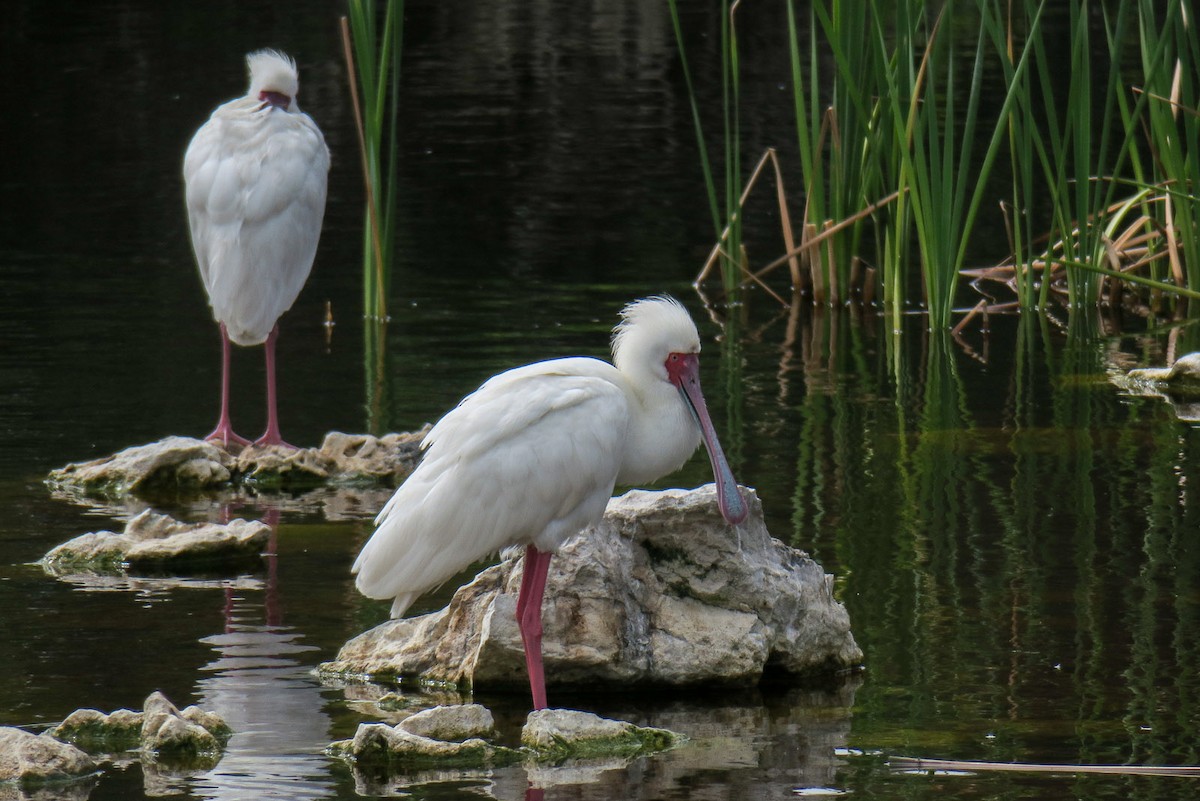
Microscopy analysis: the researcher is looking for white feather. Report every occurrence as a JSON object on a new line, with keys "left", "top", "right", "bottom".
{"left": 353, "top": 297, "right": 724, "bottom": 619}
{"left": 354, "top": 358, "right": 629, "bottom": 616}
{"left": 183, "top": 50, "right": 330, "bottom": 346}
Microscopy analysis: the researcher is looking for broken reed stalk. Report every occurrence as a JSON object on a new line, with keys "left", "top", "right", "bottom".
{"left": 695, "top": 148, "right": 796, "bottom": 287}
{"left": 965, "top": 187, "right": 1195, "bottom": 313}
{"left": 890, "top": 756, "right": 1200, "bottom": 778}
{"left": 746, "top": 191, "right": 902, "bottom": 292}
{"left": 694, "top": 148, "right": 900, "bottom": 307}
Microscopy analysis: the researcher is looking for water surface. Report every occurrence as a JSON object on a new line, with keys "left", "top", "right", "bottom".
{"left": 3, "top": 2, "right": 1200, "bottom": 799}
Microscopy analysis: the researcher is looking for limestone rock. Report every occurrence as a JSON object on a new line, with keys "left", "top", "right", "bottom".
{"left": 47, "top": 692, "right": 229, "bottom": 766}
{"left": 521, "top": 709, "right": 683, "bottom": 763}
{"left": 179, "top": 704, "right": 231, "bottom": 740}
{"left": 51, "top": 708, "right": 143, "bottom": 752}
{"left": 321, "top": 485, "right": 860, "bottom": 690}
{"left": 398, "top": 704, "right": 495, "bottom": 742}
{"left": 46, "top": 436, "right": 232, "bottom": 497}
{"left": 231, "top": 444, "right": 338, "bottom": 488}
{"left": 46, "top": 428, "right": 430, "bottom": 500}
{"left": 40, "top": 509, "right": 270, "bottom": 573}
{"left": 329, "top": 705, "right": 682, "bottom": 776}
{"left": 1115, "top": 353, "right": 1200, "bottom": 421}
{"left": 328, "top": 722, "right": 520, "bottom": 770}
{"left": 1127, "top": 352, "right": 1200, "bottom": 388}
{"left": 311, "top": 430, "right": 430, "bottom": 486}
{"left": 141, "top": 692, "right": 228, "bottom": 756}
{"left": 0, "top": 727, "right": 97, "bottom": 786}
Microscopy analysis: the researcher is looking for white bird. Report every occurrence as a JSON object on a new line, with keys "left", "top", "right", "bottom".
{"left": 352, "top": 296, "right": 749, "bottom": 710}
{"left": 183, "top": 49, "right": 330, "bottom": 449}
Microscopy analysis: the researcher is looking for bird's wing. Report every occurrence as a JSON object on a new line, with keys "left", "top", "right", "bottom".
{"left": 352, "top": 358, "right": 630, "bottom": 617}
{"left": 183, "top": 101, "right": 329, "bottom": 345}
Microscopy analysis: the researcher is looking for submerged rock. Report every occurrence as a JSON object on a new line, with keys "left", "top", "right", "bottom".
{"left": 521, "top": 709, "right": 683, "bottom": 763}
{"left": 320, "top": 485, "right": 861, "bottom": 691}
{"left": 48, "top": 692, "right": 229, "bottom": 767}
{"left": 47, "top": 428, "right": 430, "bottom": 500}
{"left": 328, "top": 704, "right": 519, "bottom": 770}
{"left": 51, "top": 708, "right": 143, "bottom": 752}
{"left": 40, "top": 509, "right": 270, "bottom": 573}
{"left": 329, "top": 723, "right": 518, "bottom": 769}
{"left": 1126, "top": 352, "right": 1200, "bottom": 389}
{"left": 1114, "top": 352, "right": 1200, "bottom": 421}
{"left": 0, "top": 727, "right": 98, "bottom": 786}
{"left": 140, "top": 691, "right": 230, "bottom": 761}
{"left": 327, "top": 703, "right": 680, "bottom": 773}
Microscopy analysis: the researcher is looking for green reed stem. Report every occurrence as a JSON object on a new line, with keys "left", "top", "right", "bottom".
{"left": 691, "top": 0, "right": 1200, "bottom": 320}
{"left": 345, "top": 0, "right": 404, "bottom": 321}
{"left": 667, "top": 0, "right": 722, "bottom": 243}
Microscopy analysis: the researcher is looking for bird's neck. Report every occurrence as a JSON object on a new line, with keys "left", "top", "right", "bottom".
{"left": 616, "top": 374, "right": 701, "bottom": 486}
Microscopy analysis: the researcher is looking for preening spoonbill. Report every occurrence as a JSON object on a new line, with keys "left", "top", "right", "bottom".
{"left": 183, "top": 49, "right": 330, "bottom": 449}
{"left": 352, "top": 297, "right": 749, "bottom": 710}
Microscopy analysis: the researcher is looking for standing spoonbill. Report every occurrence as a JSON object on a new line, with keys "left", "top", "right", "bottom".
{"left": 183, "top": 49, "right": 330, "bottom": 449}
{"left": 352, "top": 296, "right": 749, "bottom": 710}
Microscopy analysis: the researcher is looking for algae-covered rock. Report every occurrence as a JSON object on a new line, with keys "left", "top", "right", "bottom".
{"left": 521, "top": 709, "right": 683, "bottom": 763}
{"left": 0, "top": 727, "right": 98, "bottom": 786}
{"left": 178, "top": 704, "right": 231, "bottom": 742}
{"left": 328, "top": 723, "right": 520, "bottom": 770}
{"left": 328, "top": 704, "right": 683, "bottom": 778}
{"left": 1126, "top": 352, "right": 1200, "bottom": 390}
{"left": 1113, "top": 353, "right": 1200, "bottom": 421}
{"left": 40, "top": 510, "right": 269, "bottom": 573}
{"left": 141, "top": 691, "right": 230, "bottom": 761}
{"left": 47, "top": 691, "right": 230, "bottom": 770}
{"left": 50, "top": 708, "right": 143, "bottom": 752}
{"left": 329, "top": 703, "right": 516, "bottom": 770}
{"left": 375, "top": 693, "right": 414, "bottom": 712}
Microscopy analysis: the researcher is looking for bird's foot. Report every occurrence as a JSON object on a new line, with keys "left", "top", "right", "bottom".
{"left": 205, "top": 425, "right": 251, "bottom": 451}
{"left": 251, "top": 431, "right": 299, "bottom": 451}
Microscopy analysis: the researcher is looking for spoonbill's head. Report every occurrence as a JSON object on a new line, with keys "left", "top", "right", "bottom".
{"left": 247, "top": 49, "right": 300, "bottom": 111}
{"left": 612, "top": 297, "right": 749, "bottom": 525}
{"left": 612, "top": 296, "right": 701, "bottom": 378}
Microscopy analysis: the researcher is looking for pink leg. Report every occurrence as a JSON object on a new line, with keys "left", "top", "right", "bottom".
{"left": 205, "top": 323, "right": 250, "bottom": 449}
{"left": 516, "top": 545, "right": 553, "bottom": 710}
{"left": 254, "top": 326, "right": 296, "bottom": 449}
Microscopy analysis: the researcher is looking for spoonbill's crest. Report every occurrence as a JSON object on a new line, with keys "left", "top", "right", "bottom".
{"left": 183, "top": 49, "right": 330, "bottom": 449}
{"left": 246, "top": 50, "right": 299, "bottom": 110}
{"left": 352, "top": 296, "right": 749, "bottom": 709}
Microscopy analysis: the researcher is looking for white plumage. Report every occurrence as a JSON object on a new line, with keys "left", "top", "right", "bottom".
{"left": 185, "top": 49, "right": 329, "bottom": 346}
{"left": 353, "top": 296, "right": 748, "bottom": 617}
{"left": 183, "top": 49, "right": 330, "bottom": 448}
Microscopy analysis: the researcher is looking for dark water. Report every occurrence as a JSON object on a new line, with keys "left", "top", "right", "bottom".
{"left": 4, "top": 2, "right": 1200, "bottom": 799}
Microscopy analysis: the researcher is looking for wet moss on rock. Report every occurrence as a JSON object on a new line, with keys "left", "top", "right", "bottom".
{"left": 328, "top": 705, "right": 684, "bottom": 776}
{"left": 520, "top": 709, "right": 684, "bottom": 764}
{"left": 45, "top": 692, "right": 230, "bottom": 767}
{"left": 51, "top": 708, "right": 144, "bottom": 753}
{"left": 39, "top": 511, "right": 270, "bottom": 575}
